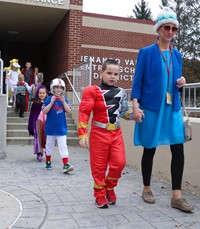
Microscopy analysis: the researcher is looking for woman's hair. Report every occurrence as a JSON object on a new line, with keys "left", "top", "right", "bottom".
{"left": 102, "top": 59, "right": 119, "bottom": 71}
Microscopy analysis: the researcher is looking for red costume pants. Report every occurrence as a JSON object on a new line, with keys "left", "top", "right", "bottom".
{"left": 90, "top": 126, "right": 126, "bottom": 198}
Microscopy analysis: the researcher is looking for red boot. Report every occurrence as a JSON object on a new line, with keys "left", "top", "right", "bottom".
{"left": 106, "top": 189, "right": 116, "bottom": 205}
{"left": 96, "top": 196, "right": 108, "bottom": 208}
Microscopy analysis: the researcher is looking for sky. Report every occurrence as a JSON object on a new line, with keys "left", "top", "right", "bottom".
{"left": 83, "top": 0, "right": 162, "bottom": 20}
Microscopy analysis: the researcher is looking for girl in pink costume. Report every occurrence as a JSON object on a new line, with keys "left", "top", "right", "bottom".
{"left": 28, "top": 85, "right": 48, "bottom": 161}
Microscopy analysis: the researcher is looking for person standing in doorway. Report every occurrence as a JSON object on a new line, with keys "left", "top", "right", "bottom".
{"left": 131, "top": 7, "right": 194, "bottom": 212}
{"left": 21, "top": 61, "right": 34, "bottom": 85}
{"left": 33, "top": 67, "right": 44, "bottom": 98}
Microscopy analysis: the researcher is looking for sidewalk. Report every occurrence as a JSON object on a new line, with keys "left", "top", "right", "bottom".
{"left": 0, "top": 145, "right": 200, "bottom": 229}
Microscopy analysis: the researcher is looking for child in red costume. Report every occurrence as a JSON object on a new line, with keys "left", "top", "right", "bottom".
{"left": 78, "top": 59, "right": 133, "bottom": 208}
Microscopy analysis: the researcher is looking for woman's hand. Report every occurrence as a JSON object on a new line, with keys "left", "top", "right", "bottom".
{"left": 133, "top": 107, "right": 145, "bottom": 122}
{"left": 177, "top": 76, "right": 186, "bottom": 88}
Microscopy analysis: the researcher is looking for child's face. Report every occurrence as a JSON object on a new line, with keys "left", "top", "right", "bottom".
{"left": 100, "top": 64, "right": 119, "bottom": 86}
{"left": 18, "top": 76, "right": 24, "bottom": 82}
{"left": 53, "top": 86, "right": 64, "bottom": 97}
{"left": 12, "top": 66, "right": 18, "bottom": 72}
{"left": 38, "top": 88, "right": 47, "bottom": 101}
{"left": 26, "top": 62, "right": 31, "bottom": 69}
{"left": 34, "top": 68, "right": 39, "bottom": 73}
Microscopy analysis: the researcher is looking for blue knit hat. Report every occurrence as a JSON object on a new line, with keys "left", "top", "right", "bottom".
{"left": 155, "top": 7, "right": 179, "bottom": 32}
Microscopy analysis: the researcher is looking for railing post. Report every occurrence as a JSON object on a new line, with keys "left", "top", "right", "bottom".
{"left": 0, "top": 58, "right": 7, "bottom": 159}
{"left": 0, "top": 58, "right": 3, "bottom": 94}
{"left": 89, "top": 60, "right": 92, "bottom": 86}
{"left": 64, "top": 73, "right": 81, "bottom": 104}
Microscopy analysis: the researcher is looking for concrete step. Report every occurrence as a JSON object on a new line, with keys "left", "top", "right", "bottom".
{"left": 7, "top": 130, "right": 78, "bottom": 137}
{"left": 7, "top": 117, "right": 75, "bottom": 124}
{"left": 7, "top": 123, "right": 77, "bottom": 131}
{"left": 7, "top": 112, "right": 30, "bottom": 117}
{"left": 7, "top": 111, "right": 72, "bottom": 118}
{"left": 6, "top": 111, "right": 79, "bottom": 146}
{"left": 7, "top": 137, "right": 79, "bottom": 146}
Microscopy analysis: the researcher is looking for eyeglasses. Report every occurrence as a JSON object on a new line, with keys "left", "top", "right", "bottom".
{"left": 163, "top": 25, "right": 178, "bottom": 33}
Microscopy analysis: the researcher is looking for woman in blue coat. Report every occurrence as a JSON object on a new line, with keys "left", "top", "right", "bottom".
{"left": 131, "top": 7, "right": 193, "bottom": 212}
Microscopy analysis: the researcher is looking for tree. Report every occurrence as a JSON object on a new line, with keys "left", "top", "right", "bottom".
{"left": 160, "top": 0, "right": 200, "bottom": 82}
{"left": 130, "top": 0, "right": 153, "bottom": 20}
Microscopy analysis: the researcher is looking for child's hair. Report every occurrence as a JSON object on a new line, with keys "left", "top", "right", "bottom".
{"left": 102, "top": 59, "right": 119, "bottom": 71}
{"left": 18, "top": 74, "right": 24, "bottom": 81}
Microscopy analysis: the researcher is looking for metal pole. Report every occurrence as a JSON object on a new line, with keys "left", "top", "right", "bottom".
{"left": 0, "top": 58, "right": 3, "bottom": 94}
{"left": 64, "top": 73, "right": 81, "bottom": 104}
{"left": 89, "top": 60, "right": 92, "bottom": 86}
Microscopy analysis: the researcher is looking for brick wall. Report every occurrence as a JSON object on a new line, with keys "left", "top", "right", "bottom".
{"left": 45, "top": 9, "right": 82, "bottom": 84}
{"left": 83, "top": 27, "right": 156, "bottom": 50}
{"left": 81, "top": 48, "right": 138, "bottom": 89}
{"left": 45, "top": 10, "right": 157, "bottom": 89}
{"left": 45, "top": 13, "right": 69, "bottom": 83}
{"left": 81, "top": 15, "right": 157, "bottom": 89}
{"left": 67, "top": 10, "right": 82, "bottom": 71}
{"left": 70, "top": 0, "right": 82, "bottom": 5}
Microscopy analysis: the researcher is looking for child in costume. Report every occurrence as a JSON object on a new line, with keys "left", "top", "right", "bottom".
{"left": 78, "top": 59, "right": 133, "bottom": 208}
{"left": 28, "top": 85, "right": 48, "bottom": 162}
{"left": 6, "top": 62, "right": 21, "bottom": 105}
{"left": 36, "top": 110, "right": 47, "bottom": 161}
{"left": 32, "top": 67, "right": 44, "bottom": 98}
{"left": 8, "top": 74, "right": 34, "bottom": 117}
{"left": 42, "top": 78, "right": 74, "bottom": 174}
{"left": 21, "top": 61, "right": 34, "bottom": 85}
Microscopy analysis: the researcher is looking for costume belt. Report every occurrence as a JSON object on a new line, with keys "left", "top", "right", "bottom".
{"left": 93, "top": 121, "right": 120, "bottom": 131}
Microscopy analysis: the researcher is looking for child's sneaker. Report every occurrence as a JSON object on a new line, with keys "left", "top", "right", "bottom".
{"left": 63, "top": 163, "right": 74, "bottom": 174}
{"left": 106, "top": 189, "right": 116, "bottom": 205}
{"left": 96, "top": 196, "right": 109, "bottom": 208}
{"left": 45, "top": 161, "right": 52, "bottom": 170}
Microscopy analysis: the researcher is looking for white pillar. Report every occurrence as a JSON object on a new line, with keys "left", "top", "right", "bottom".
{"left": 0, "top": 94, "right": 7, "bottom": 159}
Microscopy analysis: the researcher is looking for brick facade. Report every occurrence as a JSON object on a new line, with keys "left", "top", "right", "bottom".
{"left": 70, "top": 0, "right": 82, "bottom": 5}
{"left": 44, "top": 5, "right": 157, "bottom": 88}
{"left": 1, "top": 1, "right": 157, "bottom": 90}
{"left": 81, "top": 13, "right": 157, "bottom": 89}
{"left": 67, "top": 10, "right": 82, "bottom": 71}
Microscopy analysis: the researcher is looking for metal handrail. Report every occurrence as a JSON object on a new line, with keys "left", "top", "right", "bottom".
{"left": 64, "top": 73, "right": 81, "bottom": 104}
{"left": 0, "top": 58, "right": 4, "bottom": 94}
{"left": 182, "top": 83, "right": 200, "bottom": 112}
{"left": 125, "top": 84, "right": 200, "bottom": 113}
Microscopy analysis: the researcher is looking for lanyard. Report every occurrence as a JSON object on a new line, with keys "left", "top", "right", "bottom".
{"left": 157, "top": 43, "right": 172, "bottom": 91}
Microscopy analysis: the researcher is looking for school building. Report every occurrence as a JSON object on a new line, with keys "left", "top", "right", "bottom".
{"left": 1, "top": 0, "right": 200, "bottom": 196}
{"left": 0, "top": 0, "right": 156, "bottom": 89}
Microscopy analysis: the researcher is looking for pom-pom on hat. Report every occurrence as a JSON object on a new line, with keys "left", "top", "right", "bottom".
{"left": 155, "top": 7, "right": 179, "bottom": 32}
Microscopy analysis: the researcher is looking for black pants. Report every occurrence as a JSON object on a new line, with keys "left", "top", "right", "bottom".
{"left": 141, "top": 144, "right": 184, "bottom": 190}
{"left": 16, "top": 94, "right": 26, "bottom": 116}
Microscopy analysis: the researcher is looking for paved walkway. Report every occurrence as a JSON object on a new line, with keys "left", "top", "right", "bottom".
{"left": 0, "top": 145, "right": 200, "bottom": 229}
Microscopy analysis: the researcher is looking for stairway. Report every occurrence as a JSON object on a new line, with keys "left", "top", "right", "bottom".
{"left": 7, "top": 110, "right": 79, "bottom": 146}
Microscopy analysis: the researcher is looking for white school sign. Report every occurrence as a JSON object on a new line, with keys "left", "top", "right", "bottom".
{"left": 0, "top": 0, "right": 69, "bottom": 9}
